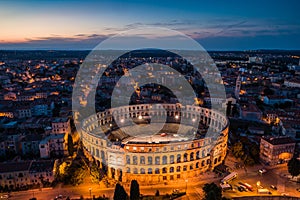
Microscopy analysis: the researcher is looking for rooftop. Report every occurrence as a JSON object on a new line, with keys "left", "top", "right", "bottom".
{"left": 0, "top": 161, "right": 32, "bottom": 173}
{"left": 262, "top": 136, "right": 296, "bottom": 145}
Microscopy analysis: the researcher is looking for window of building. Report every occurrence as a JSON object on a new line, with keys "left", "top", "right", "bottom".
{"left": 133, "top": 156, "right": 138, "bottom": 165}
{"left": 170, "top": 155, "right": 174, "bottom": 164}
{"left": 126, "top": 155, "right": 130, "bottom": 164}
{"left": 155, "top": 156, "right": 160, "bottom": 165}
{"left": 140, "top": 156, "right": 145, "bottom": 164}
{"left": 162, "top": 156, "right": 167, "bottom": 165}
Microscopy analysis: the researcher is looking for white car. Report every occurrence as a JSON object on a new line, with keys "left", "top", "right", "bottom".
{"left": 0, "top": 195, "right": 9, "bottom": 199}
{"left": 258, "top": 169, "right": 267, "bottom": 174}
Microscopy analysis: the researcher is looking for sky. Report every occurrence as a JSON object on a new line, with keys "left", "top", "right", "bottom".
{"left": 0, "top": 0, "right": 300, "bottom": 50}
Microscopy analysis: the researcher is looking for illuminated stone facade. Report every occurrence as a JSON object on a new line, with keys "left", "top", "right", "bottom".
{"left": 81, "top": 104, "right": 229, "bottom": 185}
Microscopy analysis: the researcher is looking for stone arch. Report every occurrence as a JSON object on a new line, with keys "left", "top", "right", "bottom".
{"left": 162, "top": 156, "right": 167, "bottom": 165}
{"left": 190, "top": 152, "right": 194, "bottom": 161}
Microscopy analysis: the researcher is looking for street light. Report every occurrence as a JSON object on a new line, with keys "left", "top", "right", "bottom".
{"left": 256, "top": 181, "right": 261, "bottom": 193}
{"left": 89, "top": 187, "right": 92, "bottom": 199}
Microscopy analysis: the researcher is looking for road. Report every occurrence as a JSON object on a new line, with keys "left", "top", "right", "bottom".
{"left": 3, "top": 154, "right": 300, "bottom": 200}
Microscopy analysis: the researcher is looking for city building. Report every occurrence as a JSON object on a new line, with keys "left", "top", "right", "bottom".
{"left": 284, "top": 79, "right": 300, "bottom": 88}
{"left": 51, "top": 117, "right": 71, "bottom": 135}
{"left": 21, "top": 134, "right": 42, "bottom": 157}
{"left": 260, "top": 136, "right": 296, "bottom": 166}
{"left": 240, "top": 103, "right": 262, "bottom": 121}
{"left": 0, "top": 160, "right": 55, "bottom": 190}
{"left": 39, "top": 134, "right": 68, "bottom": 158}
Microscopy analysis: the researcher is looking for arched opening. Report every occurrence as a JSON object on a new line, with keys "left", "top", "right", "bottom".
{"left": 133, "top": 156, "right": 138, "bottom": 165}
{"left": 148, "top": 156, "right": 152, "bottom": 165}
{"left": 162, "top": 156, "right": 167, "bottom": 165}
{"left": 190, "top": 152, "right": 194, "bottom": 161}
{"left": 170, "top": 167, "right": 174, "bottom": 173}
{"left": 184, "top": 153, "right": 188, "bottom": 162}
{"left": 170, "top": 155, "right": 174, "bottom": 164}
{"left": 162, "top": 167, "right": 167, "bottom": 173}
{"left": 126, "top": 155, "right": 130, "bottom": 164}
{"left": 196, "top": 151, "right": 200, "bottom": 159}
{"left": 155, "top": 156, "right": 160, "bottom": 165}
{"left": 140, "top": 156, "right": 145, "bottom": 164}
{"left": 155, "top": 168, "right": 160, "bottom": 174}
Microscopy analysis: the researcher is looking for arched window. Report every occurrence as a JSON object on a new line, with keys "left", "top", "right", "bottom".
{"left": 133, "top": 156, "right": 137, "bottom": 165}
{"left": 155, "top": 156, "right": 160, "bottom": 165}
{"left": 196, "top": 151, "right": 200, "bottom": 159}
{"left": 126, "top": 167, "right": 130, "bottom": 173}
{"left": 170, "top": 167, "right": 174, "bottom": 173}
{"left": 184, "top": 153, "right": 188, "bottom": 162}
{"left": 202, "top": 150, "right": 206, "bottom": 157}
{"left": 190, "top": 152, "right": 194, "bottom": 161}
{"left": 162, "top": 156, "right": 167, "bottom": 165}
{"left": 148, "top": 156, "right": 152, "bottom": 165}
{"left": 170, "top": 155, "right": 174, "bottom": 164}
{"left": 177, "top": 154, "right": 181, "bottom": 163}
{"left": 133, "top": 168, "right": 138, "bottom": 174}
{"left": 183, "top": 165, "right": 187, "bottom": 171}
{"left": 148, "top": 168, "right": 152, "bottom": 174}
{"left": 190, "top": 164, "right": 193, "bottom": 170}
{"left": 162, "top": 167, "right": 167, "bottom": 173}
{"left": 196, "top": 162, "right": 199, "bottom": 168}
{"left": 201, "top": 160, "right": 205, "bottom": 167}
{"left": 140, "top": 168, "right": 145, "bottom": 174}
{"left": 176, "top": 166, "right": 181, "bottom": 172}
{"left": 126, "top": 155, "right": 130, "bottom": 164}
{"left": 155, "top": 168, "right": 160, "bottom": 174}
{"left": 140, "top": 156, "right": 145, "bottom": 164}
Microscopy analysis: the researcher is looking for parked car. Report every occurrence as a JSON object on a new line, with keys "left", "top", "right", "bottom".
{"left": 258, "top": 169, "right": 267, "bottom": 174}
{"left": 270, "top": 185, "right": 277, "bottom": 190}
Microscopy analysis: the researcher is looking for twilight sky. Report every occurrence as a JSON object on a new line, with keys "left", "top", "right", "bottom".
{"left": 0, "top": 0, "right": 300, "bottom": 50}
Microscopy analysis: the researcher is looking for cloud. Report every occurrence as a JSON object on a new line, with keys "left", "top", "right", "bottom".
{"left": 1, "top": 18, "right": 299, "bottom": 50}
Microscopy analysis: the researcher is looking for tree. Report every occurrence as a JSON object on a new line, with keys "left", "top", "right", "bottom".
{"left": 226, "top": 101, "right": 232, "bottom": 116}
{"left": 155, "top": 190, "right": 160, "bottom": 196}
{"left": 90, "top": 162, "right": 103, "bottom": 184}
{"left": 288, "top": 156, "right": 300, "bottom": 178}
{"left": 113, "top": 183, "right": 128, "bottom": 200}
{"left": 130, "top": 180, "right": 140, "bottom": 200}
{"left": 232, "top": 142, "right": 244, "bottom": 158}
{"left": 203, "top": 183, "right": 222, "bottom": 200}
{"left": 67, "top": 134, "right": 75, "bottom": 156}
